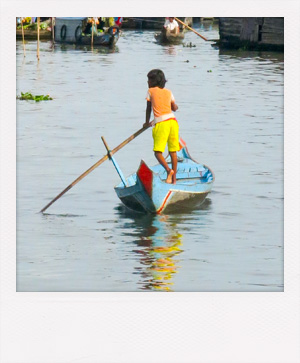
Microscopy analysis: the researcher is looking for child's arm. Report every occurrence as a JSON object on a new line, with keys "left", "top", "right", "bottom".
{"left": 171, "top": 100, "right": 178, "bottom": 111}
{"left": 143, "top": 101, "right": 152, "bottom": 128}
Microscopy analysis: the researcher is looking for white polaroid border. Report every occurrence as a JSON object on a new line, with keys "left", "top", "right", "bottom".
{"left": 1, "top": 1, "right": 299, "bottom": 362}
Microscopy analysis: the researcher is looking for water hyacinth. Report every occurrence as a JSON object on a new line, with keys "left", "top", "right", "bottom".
{"left": 17, "top": 92, "right": 53, "bottom": 102}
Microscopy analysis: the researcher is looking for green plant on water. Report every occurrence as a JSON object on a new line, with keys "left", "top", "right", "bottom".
{"left": 17, "top": 92, "right": 53, "bottom": 102}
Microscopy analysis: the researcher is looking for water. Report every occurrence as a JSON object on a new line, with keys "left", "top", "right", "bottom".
{"left": 16, "top": 23, "right": 284, "bottom": 292}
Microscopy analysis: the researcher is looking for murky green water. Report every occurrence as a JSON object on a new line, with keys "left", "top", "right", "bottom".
{"left": 16, "top": 23, "right": 283, "bottom": 291}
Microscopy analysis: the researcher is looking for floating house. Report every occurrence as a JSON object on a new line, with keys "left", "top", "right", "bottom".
{"left": 218, "top": 17, "right": 284, "bottom": 51}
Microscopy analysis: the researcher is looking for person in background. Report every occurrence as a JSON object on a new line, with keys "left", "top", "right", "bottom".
{"left": 92, "top": 17, "right": 99, "bottom": 34}
{"left": 84, "top": 17, "right": 99, "bottom": 35}
{"left": 114, "top": 17, "right": 123, "bottom": 27}
{"left": 164, "top": 17, "right": 179, "bottom": 34}
{"left": 143, "top": 69, "right": 179, "bottom": 184}
{"left": 98, "top": 17, "right": 105, "bottom": 32}
{"left": 102, "top": 17, "right": 115, "bottom": 27}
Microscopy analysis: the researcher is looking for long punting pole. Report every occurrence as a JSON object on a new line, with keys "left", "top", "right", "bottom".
{"left": 175, "top": 17, "right": 208, "bottom": 41}
{"left": 40, "top": 125, "right": 149, "bottom": 213}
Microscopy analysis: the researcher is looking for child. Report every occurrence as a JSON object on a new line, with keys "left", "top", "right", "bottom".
{"left": 143, "top": 69, "right": 179, "bottom": 184}
{"left": 164, "top": 17, "right": 179, "bottom": 34}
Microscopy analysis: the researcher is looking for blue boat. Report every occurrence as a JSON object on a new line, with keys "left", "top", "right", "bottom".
{"left": 102, "top": 138, "right": 214, "bottom": 214}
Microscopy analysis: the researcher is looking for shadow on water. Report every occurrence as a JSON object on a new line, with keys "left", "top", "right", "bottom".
{"left": 218, "top": 48, "right": 284, "bottom": 62}
{"left": 114, "top": 198, "right": 212, "bottom": 291}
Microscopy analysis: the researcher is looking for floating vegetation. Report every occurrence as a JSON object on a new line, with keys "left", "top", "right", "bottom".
{"left": 17, "top": 92, "right": 53, "bottom": 102}
{"left": 183, "top": 42, "right": 196, "bottom": 48}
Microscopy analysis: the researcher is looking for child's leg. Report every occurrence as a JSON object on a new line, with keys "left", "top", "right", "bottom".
{"left": 154, "top": 151, "right": 174, "bottom": 183}
{"left": 169, "top": 152, "right": 177, "bottom": 184}
{"left": 167, "top": 120, "right": 179, "bottom": 184}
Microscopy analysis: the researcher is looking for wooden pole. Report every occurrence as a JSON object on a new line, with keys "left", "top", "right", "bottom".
{"left": 21, "top": 20, "right": 26, "bottom": 57}
{"left": 175, "top": 17, "right": 208, "bottom": 41}
{"left": 37, "top": 17, "right": 40, "bottom": 60}
{"left": 52, "top": 17, "right": 55, "bottom": 42}
{"left": 101, "top": 137, "right": 127, "bottom": 186}
{"left": 91, "top": 18, "right": 94, "bottom": 47}
{"left": 40, "top": 125, "right": 150, "bottom": 213}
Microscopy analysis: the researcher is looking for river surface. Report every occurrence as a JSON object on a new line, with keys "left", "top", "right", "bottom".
{"left": 16, "top": 23, "right": 284, "bottom": 292}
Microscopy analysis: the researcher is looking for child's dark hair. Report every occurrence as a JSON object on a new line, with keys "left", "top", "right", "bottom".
{"left": 147, "top": 69, "right": 167, "bottom": 88}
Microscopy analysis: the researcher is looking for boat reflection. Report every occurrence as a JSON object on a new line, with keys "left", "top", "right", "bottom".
{"left": 115, "top": 198, "right": 212, "bottom": 291}
{"left": 138, "top": 215, "right": 183, "bottom": 291}
{"left": 163, "top": 45, "right": 177, "bottom": 55}
{"left": 53, "top": 43, "right": 119, "bottom": 54}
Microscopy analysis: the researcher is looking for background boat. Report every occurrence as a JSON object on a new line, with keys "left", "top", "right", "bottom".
{"left": 54, "top": 17, "right": 119, "bottom": 46}
{"left": 154, "top": 27, "right": 185, "bottom": 44}
{"left": 16, "top": 28, "right": 52, "bottom": 40}
{"left": 16, "top": 18, "right": 52, "bottom": 40}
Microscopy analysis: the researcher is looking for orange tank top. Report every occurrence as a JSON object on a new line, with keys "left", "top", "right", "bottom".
{"left": 146, "top": 87, "right": 175, "bottom": 118}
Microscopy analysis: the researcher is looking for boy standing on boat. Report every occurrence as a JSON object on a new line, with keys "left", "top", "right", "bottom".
{"left": 143, "top": 69, "right": 179, "bottom": 184}
{"left": 164, "top": 17, "right": 179, "bottom": 34}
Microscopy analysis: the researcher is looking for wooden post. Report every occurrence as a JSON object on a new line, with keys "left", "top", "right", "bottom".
{"left": 37, "top": 17, "right": 40, "bottom": 61}
{"left": 91, "top": 18, "right": 94, "bottom": 47}
{"left": 21, "top": 19, "right": 26, "bottom": 57}
{"left": 52, "top": 17, "right": 55, "bottom": 42}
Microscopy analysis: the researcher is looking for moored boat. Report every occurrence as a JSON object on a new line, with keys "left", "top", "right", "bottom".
{"left": 54, "top": 17, "right": 119, "bottom": 46}
{"left": 104, "top": 139, "right": 214, "bottom": 214}
{"left": 16, "top": 28, "right": 52, "bottom": 40}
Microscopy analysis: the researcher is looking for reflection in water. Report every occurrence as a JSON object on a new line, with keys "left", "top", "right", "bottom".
{"left": 116, "top": 207, "right": 182, "bottom": 291}
{"left": 138, "top": 215, "right": 183, "bottom": 292}
{"left": 218, "top": 48, "right": 284, "bottom": 63}
{"left": 54, "top": 43, "right": 119, "bottom": 54}
{"left": 163, "top": 45, "right": 177, "bottom": 56}
{"left": 115, "top": 198, "right": 212, "bottom": 291}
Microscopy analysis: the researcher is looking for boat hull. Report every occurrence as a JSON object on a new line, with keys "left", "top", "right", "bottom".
{"left": 155, "top": 28, "right": 185, "bottom": 44}
{"left": 75, "top": 34, "right": 118, "bottom": 46}
{"left": 115, "top": 178, "right": 156, "bottom": 213}
{"left": 114, "top": 147, "right": 214, "bottom": 214}
{"left": 161, "top": 190, "right": 209, "bottom": 214}
{"left": 16, "top": 29, "right": 52, "bottom": 40}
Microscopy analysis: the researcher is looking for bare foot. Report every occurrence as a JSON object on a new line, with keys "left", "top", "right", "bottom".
{"left": 166, "top": 169, "right": 174, "bottom": 184}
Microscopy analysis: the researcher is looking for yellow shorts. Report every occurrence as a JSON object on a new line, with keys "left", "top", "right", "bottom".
{"left": 152, "top": 119, "right": 180, "bottom": 153}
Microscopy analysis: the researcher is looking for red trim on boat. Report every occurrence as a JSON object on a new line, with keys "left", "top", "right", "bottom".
{"left": 179, "top": 137, "right": 186, "bottom": 150}
{"left": 137, "top": 161, "right": 153, "bottom": 197}
{"left": 157, "top": 190, "right": 172, "bottom": 214}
